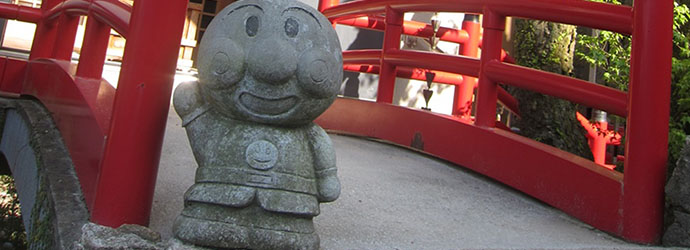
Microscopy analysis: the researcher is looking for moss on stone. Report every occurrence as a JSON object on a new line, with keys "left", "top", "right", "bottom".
{"left": 28, "top": 177, "right": 55, "bottom": 250}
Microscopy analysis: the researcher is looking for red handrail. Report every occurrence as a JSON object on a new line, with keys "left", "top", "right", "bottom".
{"left": 0, "top": 2, "right": 41, "bottom": 22}
{"left": 324, "top": 0, "right": 632, "bottom": 34}
{"left": 485, "top": 60, "right": 628, "bottom": 117}
{"left": 338, "top": 15, "right": 470, "bottom": 44}
{"left": 43, "top": 0, "right": 131, "bottom": 38}
{"left": 319, "top": 0, "right": 671, "bottom": 244}
{"left": 344, "top": 50, "right": 480, "bottom": 77}
{"left": 343, "top": 64, "right": 520, "bottom": 115}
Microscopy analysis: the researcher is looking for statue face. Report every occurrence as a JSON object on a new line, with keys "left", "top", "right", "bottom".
{"left": 197, "top": 0, "right": 343, "bottom": 126}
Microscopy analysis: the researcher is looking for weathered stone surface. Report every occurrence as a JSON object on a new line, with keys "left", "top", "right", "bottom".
{"left": 172, "top": 0, "right": 342, "bottom": 249}
{"left": 666, "top": 136, "right": 690, "bottom": 213}
{"left": 0, "top": 98, "right": 90, "bottom": 249}
{"left": 664, "top": 136, "right": 690, "bottom": 247}
{"left": 74, "top": 223, "right": 216, "bottom": 250}
{"left": 165, "top": 238, "right": 211, "bottom": 250}
{"left": 663, "top": 210, "right": 690, "bottom": 247}
{"left": 117, "top": 224, "right": 162, "bottom": 243}
{"left": 78, "top": 223, "right": 163, "bottom": 250}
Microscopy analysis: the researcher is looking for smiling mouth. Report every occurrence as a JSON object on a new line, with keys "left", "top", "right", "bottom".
{"left": 239, "top": 93, "right": 298, "bottom": 115}
{"left": 254, "top": 158, "right": 272, "bottom": 163}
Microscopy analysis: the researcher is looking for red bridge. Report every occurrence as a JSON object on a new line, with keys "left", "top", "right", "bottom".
{"left": 0, "top": 0, "right": 672, "bottom": 245}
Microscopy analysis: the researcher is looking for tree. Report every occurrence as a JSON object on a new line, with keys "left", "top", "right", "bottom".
{"left": 509, "top": 20, "right": 593, "bottom": 159}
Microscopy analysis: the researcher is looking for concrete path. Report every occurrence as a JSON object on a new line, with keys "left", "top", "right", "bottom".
{"left": 151, "top": 106, "right": 654, "bottom": 249}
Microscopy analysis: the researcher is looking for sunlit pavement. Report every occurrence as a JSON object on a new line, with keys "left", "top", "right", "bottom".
{"left": 152, "top": 103, "right": 655, "bottom": 249}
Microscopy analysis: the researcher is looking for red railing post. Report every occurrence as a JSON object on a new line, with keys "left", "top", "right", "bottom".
{"left": 76, "top": 16, "right": 111, "bottom": 79}
{"left": 454, "top": 14, "right": 480, "bottom": 117}
{"left": 91, "top": 0, "right": 188, "bottom": 227}
{"left": 318, "top": 0, "right": 338, "bottom": 12}
{"left": 622, "top": 0, "right": 673, "bottom": 243}
{"left": 475, "top": 9, "right": 504, "bottom": 128}
{"left": 52, "top": 14, "right": 79, "bottom": 61}
{"left": 28, "top": 0, "right": 62, "bottom": 60}
{"left": 378, "top": 6, "right": 403, "bottom": 103}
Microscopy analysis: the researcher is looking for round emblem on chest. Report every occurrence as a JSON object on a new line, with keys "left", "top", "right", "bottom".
{"left": 245, "top": 140, "right": 278, "bottom": 170}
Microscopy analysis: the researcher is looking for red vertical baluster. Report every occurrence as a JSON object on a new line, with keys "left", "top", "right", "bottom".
{"left": 475, "top": 9, "right": 504, "bottom": 128}
{"left": 454, "top": 14, "right": 480, "bottom": 117}
{"left": 76, "top": 16, "right": 110, "bottom": 79}
{"left": 622, "top": 0, "right": 673, "bottom": 243}
{"left": 378, "top": 6, "right": 403, "bottom": 104}
{"left": 52, "top": 14, "right": 79, "bottom": 61}
{"left": 29, "top": 0, "right": 62, "bottom": 60}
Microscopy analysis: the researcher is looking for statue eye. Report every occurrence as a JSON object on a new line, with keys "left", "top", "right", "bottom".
{"left": 245, "top": 16, "right": 259, "bottom": 37}
{"left": 285, "top": 17, "right": 299, "bottom": 37}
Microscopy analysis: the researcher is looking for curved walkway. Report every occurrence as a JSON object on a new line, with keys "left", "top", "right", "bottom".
{"left": 151, "top": 107, "right": 651, "bottom": 249}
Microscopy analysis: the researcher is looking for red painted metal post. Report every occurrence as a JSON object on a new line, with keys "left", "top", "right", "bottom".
{"left": 576, "top": 111, "right": 621, "bottom": 169}
{"left": 29, "top": 0, "right": 62, "bottom": 60}
{"left": 378, "top": 6, "right": 403, "bottom": 103}
{"left": 622, "top": 0, "right": 673, "bottom": 243}
{"left": 91, "top": 0, "right": 188, "bottom": 227}
{"left": 454, "top": 14, "right": 480, "bottom": 117}
{"left": 52, "top": 14, "right": 80, "bottom": 61}
{"left": 475, "top": 10, "right": 504, "bottom": 128}
{"left": 318, "top": 0, "right": 338, "bottom": 12}
{"left": 76, "top": 17, "right": 111, "bottom": 79}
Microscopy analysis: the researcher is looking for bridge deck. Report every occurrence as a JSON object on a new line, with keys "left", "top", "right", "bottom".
{"left": 150, "top": 105, "right": 650, "bottom": 249}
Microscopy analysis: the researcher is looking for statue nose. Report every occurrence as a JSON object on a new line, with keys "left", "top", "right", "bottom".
{"left": 247, "top": 38, "right": 298, "bottom": 85}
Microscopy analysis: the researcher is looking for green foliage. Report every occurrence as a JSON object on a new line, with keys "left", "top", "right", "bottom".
{"left": 669, "top": 2, "right": 690, "bottom": 170}
{"left": 577, "top": 1, "right": 690, "bottom": 171}
{"left": 576, "top": 31, "right": 630, "bottom": 90}
{"left": 674, "top": 3, "right": 690, "bottom": 58}
{"left": 0, "top": 175, "right": 27, "bottom": 249}
{"left": 575, "top": 0, "right": 630, "bottom": 90}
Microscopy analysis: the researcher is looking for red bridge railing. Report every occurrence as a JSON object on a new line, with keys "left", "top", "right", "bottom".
{"left": 316, "top": 0, "right": 671, "bottom": 244}
{"left": 0, "top": 0, "right": 187, "bottom": 227}
{"left": 0, "top": 0, "right": 673, "bottom": 245}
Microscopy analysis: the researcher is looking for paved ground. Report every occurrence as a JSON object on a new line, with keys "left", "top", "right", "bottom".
{"left": 150, "top": 102, "right": 654, "bottom": 249}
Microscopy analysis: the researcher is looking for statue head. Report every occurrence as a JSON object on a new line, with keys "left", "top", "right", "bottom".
{"left": 196, "top": 0, "right": 342, "bottom": 126}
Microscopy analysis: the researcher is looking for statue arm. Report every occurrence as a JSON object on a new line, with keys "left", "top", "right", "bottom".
{"left": 308, "top": 124, "right": 341, "bottom": 202}
{"left": 173, "top": 81, "right": 209, "bottom": 127}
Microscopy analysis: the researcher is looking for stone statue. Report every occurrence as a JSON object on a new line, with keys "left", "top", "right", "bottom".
{"left": 171, "top": 0, "right": 342, "bottom": 249}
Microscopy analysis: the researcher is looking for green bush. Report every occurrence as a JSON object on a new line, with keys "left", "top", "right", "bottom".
{"left": 671, "top": 3, "right": 690, "bottom": 167}
{"left": 0, "top": 175, "right": 26, "bottom": 249}
{"left": 576, "top": 1, "right": 690, "bottom": 173}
